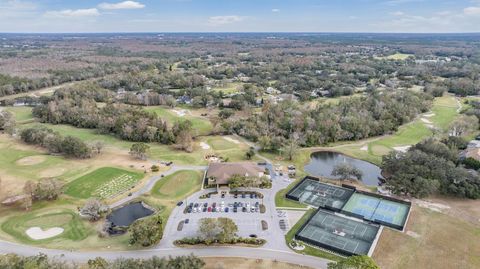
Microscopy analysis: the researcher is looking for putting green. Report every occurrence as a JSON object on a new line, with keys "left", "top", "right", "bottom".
{"left": 151, "top": 170, "right": 203, "bottom": 199}
{"left": 1, "top": 209, "right": 89, "bottom": 244}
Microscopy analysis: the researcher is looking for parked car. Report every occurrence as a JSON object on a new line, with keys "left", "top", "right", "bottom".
{"left": 250, "top": 193, "right": 253, "bottom": 198}
{"left": 187, "top": 208, "right": 192, "bottom": 213}
{"left": 208, "top": 207, "right": 212, "bottom": 212}
{"left": 194, "top": 203, "right": 199, "bottom": 207}
{"left": 251, "top": 207, "right": 255, "bottom": 213}
{"left": 177, "top": 201, "right": 184, "bottom": 206}
{"left": 203, "top": 202, "right": 208, "bottom": 207}
{"left": 221, "top": 193, "right": 225, "bottom": 198}
{"left": 185, "top": 219, "right": 189, "bottom": 224}
{"left": 242, "top": 207, "right": 247, "bottom": 212}
{"left": 233, "top": 207, "right": 237, "bottom": 213}
{"left": 225, "top": 207, "right": 229, "bottom": 213}
{"left": 189, "top": 203, "right": 193, "bottom": 208}
{"left": 255, "top": 202, "right": 259, "bottom": 207}
{"left": 213, "top": 207, "right": 216, "bottom": 212}
{"left": 202, "top": 207, "right": 207, "bottom": 212}
{"left": 234, "top": 194, "right": 238, "bottom": 198}
{"left": 212, "top": 202, "right": 216, "bottom": 208}
{"left": 242, "top": 193, "right": 246, "bottom": 198}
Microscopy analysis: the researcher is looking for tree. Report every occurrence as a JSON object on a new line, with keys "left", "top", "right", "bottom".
{"left": 173, "top": 120, "right": 194, "bottom": 152}
{"left": 129, "top": 142, "right": 150, "bottom": 160}
{"left": 32, "top": 179, "right": 63, "bottom": 201}
{"left": 448, "top": 115, "right": 479, "bottom": 137}
{"left": 61, "top": 136, "right": 92, "bottom": 158}
{"left": 87, "top": 257, "right": 108, "bottom": 269}
{"left": 327, "top": 255, "right": 379, "bottom": 269}
{"left": 245, "top": 147, "right": 255, "bottom": 160}
{"left": 0, "top": 110, "right": 15, "bottom": 134}
{"left": 80, "top": 199, "right": 108, "bottom": 221}
{"left": 331, "top": 163, "right": 363, "bottom": 181}
{"left": 216, "top": 218, "right": 238, "bottom": 243}
{"left": 281, "top": 134, "right": 300, "bottom": 161}
{"left": 129, "top": 214, "right": 163, "bottom": 247}
{"left": 198, "top": 218, "right": 220, "bottom": 244}
{"left": 92, "top": 141, "right": 104, "bottom": 154}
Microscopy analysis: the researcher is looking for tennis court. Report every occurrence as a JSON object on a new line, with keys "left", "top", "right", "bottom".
{"left": 296, "top": 209, "right": 380, "bottom": 256}
{"left": 287, "top": 178, "right": 354, "bottom": 210}
{"left": 342, "top": 193, "right": 410, "bottom": 228}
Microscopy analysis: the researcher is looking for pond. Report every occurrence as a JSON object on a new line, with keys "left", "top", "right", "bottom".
{"left": 304, "top": 151, "right": 383, "bottom": 186}
{"left": 107, "top": 202, "right": 154, "bottom": 228}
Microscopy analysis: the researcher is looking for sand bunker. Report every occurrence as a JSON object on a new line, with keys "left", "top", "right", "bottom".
{"left": 26, "top": 227, "right": 64, "bottom": 240}
{"left": 172, "top": 109, "right": 187, "bottom": 117}
{"left": 360, "top": 145, "right": 368, "bottom": 151}
{"left": 200, "top": 142, "right": 211, "bottom": 150}
{"left": 16, "top": 156, "right": 46, "bottom": 166}
{"left": 393, "top": 146, "right": 411, "bottom": 153}
{"left": 416, "top": 200, "right": 450, "bottom": 213}
{"left": 39, "top": 167, "right": 66, "bottom": 178}
{"left": 421, "top": 118, "right": 432, "bottom": 124}
{"left": 223, "top": 137, "right": 240, "bottom": 144}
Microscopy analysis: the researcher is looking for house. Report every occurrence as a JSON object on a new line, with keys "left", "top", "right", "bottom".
{"left": 176, "top": 95, "right": 192, "bottom": 105}
{"left": 206, "top": 162, "right": 265, "bottom": 190}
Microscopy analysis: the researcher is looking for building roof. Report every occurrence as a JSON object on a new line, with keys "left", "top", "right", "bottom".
{"left": 206, "top": 162, "right": 264, "bottom": 185}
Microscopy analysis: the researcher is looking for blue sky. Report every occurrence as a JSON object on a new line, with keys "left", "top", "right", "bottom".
{"left": 0, "top": 0, "right": 479, "bottom": 33}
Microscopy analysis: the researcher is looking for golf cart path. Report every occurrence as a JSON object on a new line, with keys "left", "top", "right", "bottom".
{"left": 110, "top": 164, "right": 207, "bottom": 208}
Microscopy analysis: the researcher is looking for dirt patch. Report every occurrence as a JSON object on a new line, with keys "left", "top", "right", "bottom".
{"left": 200, "top": 142, "right": 211, "bottom": 150}
{"left": 202, "top": 257, "right": 312, "bottom": 269}
{"left": 360, "top": 145, "right": 368, "bottom": 151}
{"left": 415, "top": 199, "right": 450, "bottom": 213}
{"left": 39, "top": 167, "right": 67, "bottom": 178}
{"left": 406, "top": 230, "right": 420, "bottom": 238}
{"left": 15, "top": 155, "right": 46, "bottom": 166}
{"left": 223, "top": 137, "right": 240, "bottom": 144}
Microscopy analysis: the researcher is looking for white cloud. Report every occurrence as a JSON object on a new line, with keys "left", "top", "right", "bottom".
{"left": 44, "top": 8, "right": 100, "bottom": 18}
{"left": 208, "top": 15, "right": 244, "bottom": 26}
{"left": 390, "top": 11, "right": 405, "bottom": 16}
{"left": 464, "top": 6, "right": 480, "bottom": 15}
{"left": 0, "top": 0, "right": 36, "bottom": 10}
{"left": 272, "top": 8, "right": 280, "bottom": 13}
{"left": 98, "top": 1, "right": 145, "bottom": 10}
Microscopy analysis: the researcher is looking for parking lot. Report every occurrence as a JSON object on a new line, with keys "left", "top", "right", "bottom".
{"left": 178, "top": 191, "right": 267, "bottom": 238}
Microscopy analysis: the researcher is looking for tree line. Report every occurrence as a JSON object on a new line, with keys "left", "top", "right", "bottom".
{"left": 222, "top": 90, "right": 431, "bottom": 151}
{"left": 0, "top": 253, "right": 205, "bottom": 269}
{"left": 20, "top": 126, "right": 92, "bottom": 158}
{"left": 31, "top": 90, "right": 194, "bottom": 151}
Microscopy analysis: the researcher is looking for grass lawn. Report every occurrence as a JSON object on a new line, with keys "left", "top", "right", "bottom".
{"left": 0, "top": 207, "right": 91, "bottom": 245}
{"left": 151, "top": 170, "right": 203, "bottom": 200}
{"left": 65, "top": 167, "right": 144, "bottom": 199}
{"left": 373, "top": 205, "right": 480, "bottom": 269}
{"left": 211, "top": 82, "right": 243, "bottom": 94}
{"left": 285, "top": 209, "right": 343, "bottom": 262}
{"left": 4, "top": 106, "right": 34, "bottom": 123}
{"left": 144, "top": 106, "right": 213, "bottom": 136}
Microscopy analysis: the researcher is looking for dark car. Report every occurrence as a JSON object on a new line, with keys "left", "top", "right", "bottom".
{"left": 250, "top": 193, "right": 253, "bottom": 198}
{"left": 188, "top": 203, "right": 193, "bottom": 208}
{"left": 242, "top": 207, "right": 247, "bottom": 212}
{"left": 212, "top": 202, "right": 216, "bottom": 207}
{"left": 225, "top": 207, "right": 229, "bottom": 213}
{"left": 213, "top": 207, "right": 217, "bottom": 212}
{"left": 203, "top": 202, "right": 208, "bottom": 207}
{"left": 221, "top": 193, "right": 225, "bottom": 198}
{"left": 255, "top": 202, "right": 259, "bottom": 206}
{"left": 194, "top": 203, "right": 199, "bottom": 208}
{"left": 254, "top": 193, "right": 258, "bottom": 198}
{"left": 242, "top": 194, "right": 246, "bottom": 198}
{"left": 185, "top": 219, "right": 189, "bottom": 224}
{"left": 177, "top": 201, "right": 184, "bottom": 206}
{"left": 202, "top": 207, "right": 207, "bottom": 212}
{"left": 234, "top": 194, "right": 238, "bottom": 198}
{"left": 233, "top": 207, "right": 237, "bottom": 213}
{"left": 187, "top": 208, "right": 192, "bottom": 213}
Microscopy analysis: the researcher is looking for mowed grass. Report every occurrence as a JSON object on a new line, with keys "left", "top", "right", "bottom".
{"left": 65, "top": 167, "right": 143, "bottom": 199}
{"left": 373, "top": 205, "right": 480, "bottom": 269}
{"left": 0, "top": 135, "right": 87, "bottom": 183}
{"left": 1, "top": 208, "right": 90, "bottom": 245}
{"left": 144, "top": 106, "right": 213, "bottom": 136}
{"left": 4, "top": 106, "right": 34, "bottom": 123}
{"left": 151, "top": 170, "right": 203, "bottom": 199}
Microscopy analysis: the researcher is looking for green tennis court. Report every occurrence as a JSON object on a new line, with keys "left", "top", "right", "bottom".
{"left": 296, "top": 209, "right": 380, "bottom": 256}
{"left": 287, "top": 178, "right": 354, "bottom": 209}
{"left": 342, "top": 193, "right": 410, "bottom": 227}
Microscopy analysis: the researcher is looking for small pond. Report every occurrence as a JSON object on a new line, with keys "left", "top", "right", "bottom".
{"left": 304, "top": 151, "right": 383, "bottom": 186}
{"left": 107, "top": 202, "right": 154, "bottom": 228}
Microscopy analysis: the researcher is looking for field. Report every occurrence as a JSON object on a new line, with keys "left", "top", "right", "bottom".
{"left": 376, "top": 53, "right": 414, "bottom": 60}
{"left": 373, "top": 205, "right": 480, "bottom": 269}
{"left": 4, "top": 107, "right": 34, "bottom": 123}
{"left": 210, "top": 82, "right": 244, "bottom": 94}
{"left": 144, "top": 106, "right": 213, "bottom": 136}
{"left": 64, "top": 167, "right": 144, "bottom": 199}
